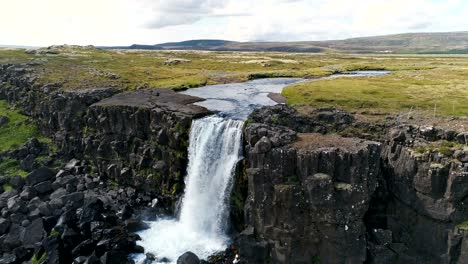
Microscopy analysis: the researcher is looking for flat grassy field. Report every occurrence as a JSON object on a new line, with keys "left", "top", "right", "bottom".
{"left": 283, "top": 67, "right": 468, "bottom": 117}
{"left": 1, "top": 47, "right": 467, "bottom": 117}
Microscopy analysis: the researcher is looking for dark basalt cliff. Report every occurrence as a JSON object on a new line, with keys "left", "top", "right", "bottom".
{"left": 238, "top": 106, "right": 381, "bottom": 263}
{"left": 0, "top": 63, "right": 211, "bottom": 200}
{"left": 234, "top": 105, "right": 468, "bottom": 264}
{"left": 377, "top": 126, "right": 468, "bottom": 263}
{"left": 83, "top": 89, "right": 210, "bottom": 196}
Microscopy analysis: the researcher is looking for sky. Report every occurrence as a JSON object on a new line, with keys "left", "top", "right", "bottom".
{"left": 1, "top": 0, "right": 467, "bottom": 46}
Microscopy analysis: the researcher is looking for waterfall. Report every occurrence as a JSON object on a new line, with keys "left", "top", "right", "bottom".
{"left": 137, "top": 115, "right": 244, "bottom": 263}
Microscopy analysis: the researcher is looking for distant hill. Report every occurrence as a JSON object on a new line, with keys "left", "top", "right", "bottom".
{"left": 105, "top": 32, "right": 468, "bottom": 54}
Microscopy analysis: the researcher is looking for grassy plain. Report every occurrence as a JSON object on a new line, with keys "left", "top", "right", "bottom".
{"left": 1, "top": 47, "right": 467, "bottom": 117}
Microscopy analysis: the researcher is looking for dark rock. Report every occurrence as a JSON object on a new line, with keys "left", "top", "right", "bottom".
{"left": 20, "top": 186, "right": 37, "bottom": 200}
{"left": 79, "top": 199, "right": 104, "bottom": 226}
{"left": 95, "top": 239, "right": 111, "bottom": 257}
{"left": 234, "top": 227, "right": 269, "bottom": 264}
{"left": 21, "top": 219, "right": 30, "bottom": 227}
{"left": 0, "top": 254, "right": 16, "bottom": 264}
{"left": 9, "top": 213, "right": 26, "bottom": 224}
{"left": 253, "top": 136, "right": 271, "bottom": 153}
{"left": 371, "top": 229, "right": 393, "bottom": 245}
{"left": 248, "top": 105, "right": 354, "bottom": 134}
{"left": 381, "top": 126, "right": 468, "bottom": 263}
{"left": 50, "top": 187, "right": 67, "bottom": 200}
{"left": 73, "top": 256, "right": 88, "bottom": 264}
{"left": 38, "top": 202, "right": 52, "bottom": 216}
{"left": 42, "top": 236, "right": 62, "bottom": 264}
{"left": 20, "top": 218, "right": 45, "bottom": 247}
{"left": 12, "top": 246, "right": 30, "bottom": 262}
{"left": 8, "top": 176, "right": 25, "bottom": 189}
{"left": 2, "top": 224, "right": 23, "bottom": 250}
{"left": 20, "top": 154, "right": 35, "bottom": 172}
{"left": 143, "top": 253, "right": 156, "bottom": 264}
{"left": 177, "top": 252, "right": 200, "bottom": 264}
{"left": 456, "top": 132, "right": 467, "bottom": 144}
{"left": 84, "top": 255, "right": 101, "bottom": 264}
{"left": 56, "top": 209, "right": 77, "bottom": 227}
{"left": 61, "top": 192, "right": 84, "bottom": 208}
{"left": 61, "top": 227, "right": 80, "bottom": 248}
{"left": 0, "top": 218, "right": 10, "bottom": 235}
{"left": 33, "top": 180, "right": 53, "bottom": 194}
{"left": 125, "top": 219, "right": 150, "bottom": 233}
{"left": 72, "top": 239, "right": 95, "bottom": 256}
{"left": 367, "top": 242, "right": 397, "bottom": 264}
{"left": 26, "top": 167, "right": 55, "bottom": 185}
{"left": 7, "top": 197, "right": 27, "bottom": 214}
{"left": 100, "top": 250, "right": 129, "bottom": 264}
{"left": 242, "top": 106, "right": 381, "bottom": 264}
{"left": 118, "top": 204, "right": 133, "bottom": 220}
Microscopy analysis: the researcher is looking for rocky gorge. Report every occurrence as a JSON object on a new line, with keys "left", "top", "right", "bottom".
{"left": 0, "top": 62, "right": 467, "bottom": 264}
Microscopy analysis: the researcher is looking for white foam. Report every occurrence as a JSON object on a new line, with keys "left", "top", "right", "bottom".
{"left": 137, "top": 116, "right": 244, "bottom": 263}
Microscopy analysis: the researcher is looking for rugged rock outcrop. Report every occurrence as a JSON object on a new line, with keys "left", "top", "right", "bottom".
{"left": 83, "top": 89, "right": 211, "bottom": 195}
{"left": 0, "top": 160, "right": 152, "bottom": 263}
{"left": 0, "top": 63, "right": 118, "bottom": 158}
{"left": 1, "top": 64, "right": 211, "bottom": 199}
{"left": 236, "top": 105, "right": 468, "bottom": 264}
{"left": 374, "top": 125, "right": 468, "bottom": 263}
{"left": 239, "top": 108, "right": 381, "bottom": 263}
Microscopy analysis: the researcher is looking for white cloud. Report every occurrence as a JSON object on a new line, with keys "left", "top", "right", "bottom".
{"left": 141, "top": 0, "right": 248, "bottom": 28}
{"left": 0, "top": 0, "right": 466, "bottom": 46}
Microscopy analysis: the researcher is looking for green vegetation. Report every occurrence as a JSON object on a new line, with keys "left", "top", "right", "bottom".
{"left": 283, "top": 67, "right": 468, "bottom": 117}
{"left": 49, "top": 229, "right": 60, "bottom": 237}
{"left": 0, "top": 157, "right": 28, "bottom": 177}
{"left": 0, "top": 100, "right": 48, "bottom": 151}
{"left": 31, "top": 252, "right": 46, "bottom": 264}
{"left": 1, "top": 47, "right": 468, "bottom": 117}
{"left": 457, "top": 221, "right": 468, "bottom": 231}
{"left": 3, "top": 184, "right": 13, "bottom": 191}
{"left": 0, "top": 100, "right": 52, "bottom": 177}
{"left": 413, "top": 141, "right": 465, "bottom": 156}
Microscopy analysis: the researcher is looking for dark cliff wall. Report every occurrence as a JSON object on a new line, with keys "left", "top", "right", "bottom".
{"left": 378, "top": 126, "right": 468, "bottom": 264}
{"left": 83, "top": 90, "right": 210, "bottom": 195}
{"left": 0, "top": 64, "right": 210, "bottom": 199}
{"left": 0, "top": 64, "right": 118, "bottom": 157}
{"left": 239, "top": 105, "right": 468, "bottom": 264}
{"left": 240, "top": 107, "right": 381, "bottom": 264}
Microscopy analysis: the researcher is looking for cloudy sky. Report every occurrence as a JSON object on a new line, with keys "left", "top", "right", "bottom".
{"left": 1, "top": 0, "right": 467, "bottom": 46}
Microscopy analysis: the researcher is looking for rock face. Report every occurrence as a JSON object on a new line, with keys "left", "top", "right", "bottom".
{"left": 241, "top": 108, "right": 381, "bottom": 263}
{"left": 247, "top": 104, "right": 354, "bottom": 134}
{"left": 1, "top": 64, "right": 210, "bottom": 198}
{"left": 83, "top": 89, "right": 211, "bottom": 194}
{"left": 0, "top": 63, "right": 118, "bottom": 158}
{"left": 375, "top": 125, "right": 468, "bottom": 263}
{"left": 237, "top": 106, "right": 468, "bottom": 264}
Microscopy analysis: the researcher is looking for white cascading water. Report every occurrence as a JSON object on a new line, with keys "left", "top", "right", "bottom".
{"left": 137, "top": 115, "right": 244, "bottom": 263}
